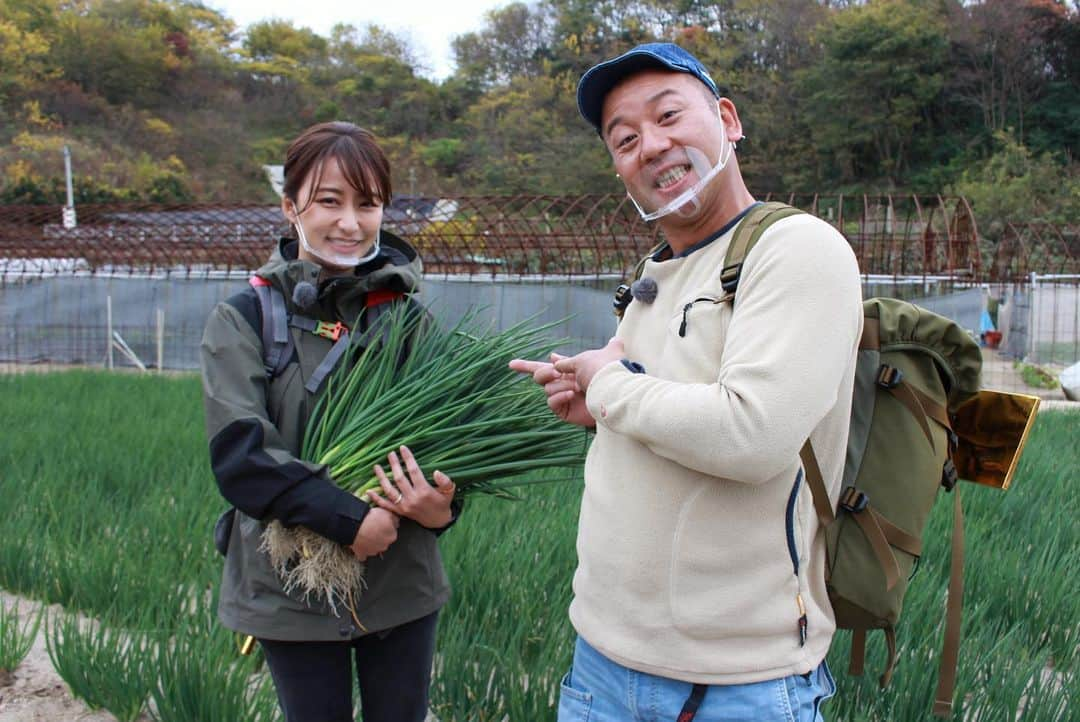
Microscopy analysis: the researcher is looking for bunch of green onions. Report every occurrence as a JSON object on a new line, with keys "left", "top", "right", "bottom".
{"left": 261, "top": 304, "right": 588, "bottom": 610}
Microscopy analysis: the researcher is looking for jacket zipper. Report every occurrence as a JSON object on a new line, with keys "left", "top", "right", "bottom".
{"left": 678, "top": 296, "right": 722, "bottom": 337}
{"left": 785, "top": 469, "right": 808, "bottom": 646}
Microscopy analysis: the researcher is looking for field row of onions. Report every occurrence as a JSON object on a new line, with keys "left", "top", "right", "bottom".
{"left": 1, "top": 371, "right": 1077, "bottom": 721}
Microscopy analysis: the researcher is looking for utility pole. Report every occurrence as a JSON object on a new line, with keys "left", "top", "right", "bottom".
{"left": 62, "top": 145, "right": 77, "bottom": 229}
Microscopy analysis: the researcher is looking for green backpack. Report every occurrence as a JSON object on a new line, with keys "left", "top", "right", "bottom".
{"left": 804, "top": 296, "right": 981, "bottom": 718}
{"left": 619, "top": 202, "right": 983, "bottom": 718}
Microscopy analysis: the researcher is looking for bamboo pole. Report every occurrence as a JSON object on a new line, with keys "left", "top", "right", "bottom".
{"left": 156, "top": 308, "right": 165, "bottom": 372}
{"left": 112, "top": 331, "right": 146, "bottom": 371}
{"left": 106, "top": 294, "right": 114, "bottom": 369}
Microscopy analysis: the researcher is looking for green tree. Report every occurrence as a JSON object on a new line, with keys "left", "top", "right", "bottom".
{"left": 544, "top": 0, "right": 659, "bottom": 76}
{"left": 798, "top": 0, "right": 948, "bottom": 186}
{"left": 43, "top": 0, "right": 235, "bottom": 109}
{"left": 672, "top": 0, "right": 829, "bottom": 191}
{"left": 242, "top": 18, "right": 328, "bottom": 81}
{"left": 459, "top": 73, "right": 613, "bottom": 194}
{"left": 451, "top": 2, "right": 553, "bottom": 88}
{"left": 306, "top": 23, "right": 445, "bottom": 140}
{"left": 329, "top": 22, "right": 419, "bottom": 69}
{"left": 950, "top": 129, "right": 1079, "bottom": 241}
{"left": 421, "top": 138, "right": 467, "bottom": 177}
{"left": 949, "top": 0, "right": 1075, "bottom": 145}
{"left": 0, "top": 17, "right": 52, "bottom": 115}
{"left": 0, "top": 173, "right": 134, "bottom": 203}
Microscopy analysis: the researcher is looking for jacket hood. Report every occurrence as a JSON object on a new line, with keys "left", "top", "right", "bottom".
{"left": 253, "top": 229, "right": 423, "bottom": 316}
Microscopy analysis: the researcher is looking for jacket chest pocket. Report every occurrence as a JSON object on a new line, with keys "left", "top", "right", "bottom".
{"left": 664, "top": 282, "right": 733, "bottom": 381}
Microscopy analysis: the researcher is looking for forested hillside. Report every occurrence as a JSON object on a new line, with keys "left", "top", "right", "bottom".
{"left": 1, "top": 0, "right": 1077, "bottom": 232}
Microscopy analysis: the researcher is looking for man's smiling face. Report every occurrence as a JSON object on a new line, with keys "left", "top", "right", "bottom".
{"left": 602, "top": 70, "right": 730, "bottom": 223}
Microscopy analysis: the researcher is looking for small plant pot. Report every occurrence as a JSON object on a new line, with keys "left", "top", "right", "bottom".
{"left": 982, "top": 331, "right": 1002, "bottom": 349}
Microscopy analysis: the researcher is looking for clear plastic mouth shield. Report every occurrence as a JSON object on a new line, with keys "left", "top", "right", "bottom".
{"left": 295, "top": 219, "right": 380, "bottom": 269}
{"left": 627, "top": 136, "right": 734, "bottom": 222}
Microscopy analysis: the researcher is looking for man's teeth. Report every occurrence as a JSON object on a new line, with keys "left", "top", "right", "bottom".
{"left": 656, "top": 166, "right": 690, "bottom": 188}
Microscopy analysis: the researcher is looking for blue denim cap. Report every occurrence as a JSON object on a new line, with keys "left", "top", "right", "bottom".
{"left": 577, "top": 43, "right": 720, "bottom": 135}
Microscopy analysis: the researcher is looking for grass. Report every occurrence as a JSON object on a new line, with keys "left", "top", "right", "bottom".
{"left": 1013, "top": 361, "right": 1061, "bottom": 389}
{"left": 825, "top": 409, "right": 1080, "bottom": 721}
{"left": 0, "top": 599, "right": 41, "bottom": 679}
{"left": 45, "top": 610, "right": 155, "bottom": 721}
{"left": 149, "top": 601, "right": 279, "bottom": 722}
{"left": 0, "top": 370, "right": 268, "bottom": 719}
{"left": 0, "top": 371, "right": 1077, "bottom": 721}
{"left": 432, "top": 472, "right": 581, "bottom": 721}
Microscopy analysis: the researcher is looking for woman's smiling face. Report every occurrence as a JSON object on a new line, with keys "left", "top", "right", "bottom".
{"left": 284, "top": 157, "right": 384, "bottom": 272}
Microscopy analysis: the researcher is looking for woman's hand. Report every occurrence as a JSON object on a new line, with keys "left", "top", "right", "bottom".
{"left": 367, "top": 446, "right": 455, "bottom": 529}
{"left": 350, "top": 508, "right": 400, "bottom": 560}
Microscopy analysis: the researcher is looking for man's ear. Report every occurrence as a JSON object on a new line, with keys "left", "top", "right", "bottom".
{"left": 717, "top": 98, "right": 743, "bottom": 142}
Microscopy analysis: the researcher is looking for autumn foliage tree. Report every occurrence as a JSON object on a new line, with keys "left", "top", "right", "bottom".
{"left": 0, "top": 0, "right": 1074, "bottom": 232}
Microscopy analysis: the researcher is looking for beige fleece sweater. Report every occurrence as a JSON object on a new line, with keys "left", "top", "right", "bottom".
{"left": 570, "top": 211, "right": 863, "bottom": 685}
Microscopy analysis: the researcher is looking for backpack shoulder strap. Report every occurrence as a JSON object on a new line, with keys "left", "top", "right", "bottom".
{"left": 615, "top": 202, "right": 803, "bottom": 319}
{"left": 631, "top": 241, "right": 665, "bottom": 283}
{"left": 799, "top": 440, "right": 836, "bottom": 528}
{"left": 246, "top": 275, "right": 409, "bottom": 389}
{"left": 933, "top": 489, "right": 964, "bottom": 717}
{"left": 248, "top": 276, "right": 294, "bottom": 378}
{"left": 614, "top": 241, "right": 666, "bottom": 320}
{"left": 719, "top": 201, "right": 805, "bottom": 302}
{"left": 303, "top": 289, "right": 407, "bottom": 395}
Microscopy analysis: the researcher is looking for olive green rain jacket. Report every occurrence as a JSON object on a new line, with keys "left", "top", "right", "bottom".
{"left": 200, "top": 232, "right": 451, "bottom": 641}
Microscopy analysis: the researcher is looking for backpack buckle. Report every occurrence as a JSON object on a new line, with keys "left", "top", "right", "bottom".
{"left": 839, "top": 486, "right": 869, "bottom": 513}
{"left": 946, "top": 429, "right": 959, "bottom": 453}
{"left": 613, "top": 284, "right": 633, "bottom": 317}
{"left": 941, "top": 459, "right": 959, "bottom": 491}
{"left": 719, "top": 263, "right": 742, "bottom": 293}
{"left": 314, "top": 320, "right": 348, "bottom": 341}
{"left": 876, "top": 364, "right": 903, "bottom": 389}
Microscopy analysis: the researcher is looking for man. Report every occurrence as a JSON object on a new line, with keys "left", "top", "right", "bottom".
{"left": 510, "top": 43, "right": 862, "bottom": 721}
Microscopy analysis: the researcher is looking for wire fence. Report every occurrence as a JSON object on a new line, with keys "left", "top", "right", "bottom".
{"left": 1, "top": 196, "right": 1076, "bottom": 399}
{"left": 0, "top": 194, "right": 1000, "bottom": 279}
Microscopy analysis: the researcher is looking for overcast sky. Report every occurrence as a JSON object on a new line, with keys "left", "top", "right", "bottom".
{"left": 205, "top": 0, "right": 511, "bottom": 80}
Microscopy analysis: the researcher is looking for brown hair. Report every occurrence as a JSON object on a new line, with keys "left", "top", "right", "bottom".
{"left": 282, "top": 122, "right": 392, "bottom": 211}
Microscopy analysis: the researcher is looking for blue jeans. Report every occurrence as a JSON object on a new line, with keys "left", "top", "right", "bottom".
{"left": 558, "top": 636, "right": 836, "bottom": 722}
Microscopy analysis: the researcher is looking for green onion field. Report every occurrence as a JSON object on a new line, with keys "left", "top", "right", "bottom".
{"left": 0, "top": 371, "right": 1076, "bottom": 720}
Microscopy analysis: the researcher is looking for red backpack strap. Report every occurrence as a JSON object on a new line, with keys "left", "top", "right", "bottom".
{"left": 306, "top": 290, "right": 406, "bottom": 394}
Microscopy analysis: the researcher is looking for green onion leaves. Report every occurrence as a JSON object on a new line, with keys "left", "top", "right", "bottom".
{"left": 266, "top": 305, "right": 588, "bottom": 607}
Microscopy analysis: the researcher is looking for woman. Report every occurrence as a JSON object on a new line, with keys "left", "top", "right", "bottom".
{"left": 200, "top": 121, "right": 457, "bottom": 722}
